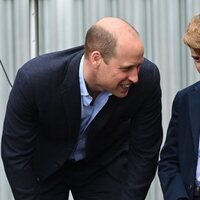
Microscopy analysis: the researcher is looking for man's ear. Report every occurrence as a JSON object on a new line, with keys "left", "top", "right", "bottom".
{"left": 90, "top": 51, "right": 102, "bottom": 68}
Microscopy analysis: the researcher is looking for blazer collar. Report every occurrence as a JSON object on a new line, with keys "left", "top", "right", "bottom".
{"left": 60, "top": 50, "right": 83, "bottom": 142}
{"left": 188, "top": 82, "right": 200, "bottom": 152}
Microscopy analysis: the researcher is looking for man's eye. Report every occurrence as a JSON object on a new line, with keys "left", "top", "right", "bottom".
{"left": 192, "top": 56, "right": 200, "bottom": 61}
{"left": 122, "top": 68, "right": 130, "bottom": 72}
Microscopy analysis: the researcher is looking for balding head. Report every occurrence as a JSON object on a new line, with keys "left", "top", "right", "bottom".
{"left": 84, "top": 17, "right": 143, "bottom": 63}
{"left": 95, "top": 17, "right": 138, "bottom": 34}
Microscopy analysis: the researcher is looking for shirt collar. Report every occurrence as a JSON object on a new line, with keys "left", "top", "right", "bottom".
{"left": 79, "top": 55, "right": 111, "bottom": 106}
{"left": 79, "top": 55, "right": 92, "bottom": 106}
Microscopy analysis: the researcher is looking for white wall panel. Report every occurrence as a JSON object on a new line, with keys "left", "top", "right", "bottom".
{"left": 0, "top": 1, "right": 29, "bottom": 199}
{"left": 1, "top": 0, "right": 200, "bottom": 199}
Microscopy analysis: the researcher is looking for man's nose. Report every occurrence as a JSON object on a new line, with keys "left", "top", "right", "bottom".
{"left": 128, "top": 67, "right": 139, "bottom": 83}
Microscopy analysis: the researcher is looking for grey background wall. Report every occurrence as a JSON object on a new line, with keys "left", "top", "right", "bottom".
{"left": 0, "top": 0, "right": 200, "bottom": 199}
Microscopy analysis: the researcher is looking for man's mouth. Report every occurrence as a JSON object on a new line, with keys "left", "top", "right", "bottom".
{"left": 120, "top": 84, "right": 131, "bottom": 88}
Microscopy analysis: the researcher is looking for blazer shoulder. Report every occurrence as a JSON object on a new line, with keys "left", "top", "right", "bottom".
{"left": 142, "top": 57, "right": 159, "bottom": 69}
{"left": 177, "top": 81, "right": 200, "bottom": 97}
{"left": 16, "top": 46, "right": 84, "bottom": 85}
{"left": 140, "top": 58, "right": 160, "bottom": 77}
{"left": 138, "top": 58, "right": 160, "bottom": 88}
{"left": 21, "top": 45, "right": 84, "bottom": 72}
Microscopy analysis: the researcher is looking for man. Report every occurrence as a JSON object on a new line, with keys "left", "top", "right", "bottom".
{"left": 1, "top": 17, "right": 162, "bottom": 200}
{"left": 158, "top": 14, "right": 200, "bottom": 200}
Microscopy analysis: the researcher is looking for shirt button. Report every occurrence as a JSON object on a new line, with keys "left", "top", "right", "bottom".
{"left": 188, "top": 184, "right": 193, "bottom": 190}
{"left": 36, "top": 177, "right": 40, "bottom": 182}
{"left": 54, "top": 162, "right": 61, "bottom": 169}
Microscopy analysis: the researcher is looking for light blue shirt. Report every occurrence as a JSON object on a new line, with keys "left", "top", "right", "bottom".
{"left": 70, "top": 55, "right": 111, "bottom": 161}
{"left": 196, "top": 138, "right": 200, "bottom": 186}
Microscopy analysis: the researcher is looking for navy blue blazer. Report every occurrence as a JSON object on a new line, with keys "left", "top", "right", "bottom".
{"left": 159, "top": 82, "right": 200, "bottom": 200}
{"left": 1, "top": 46, "right": 162, "bottom": 200}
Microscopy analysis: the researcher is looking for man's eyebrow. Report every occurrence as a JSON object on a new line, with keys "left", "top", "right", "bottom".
{"left": 119, "top": 65, "right": 135, "bottom": 68}
{"left": 119, "top": 63, "right": 142, "bottom": 69}
{"left": 119, "top": 65, "right": 139, "bottom": 70}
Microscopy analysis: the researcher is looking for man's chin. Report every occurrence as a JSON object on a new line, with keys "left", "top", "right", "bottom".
{"left": 113, "top": 91, "right": 129, "bottom": 98}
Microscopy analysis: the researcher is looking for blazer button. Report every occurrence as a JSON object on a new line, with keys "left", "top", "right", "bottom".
{"left": 36, "top": 177, "right": 40, "bottom": 182}
{"left": 188, "top": 184, "right": 193, "bottom": 190}
{"left": 54, "top": 162, "right": 61, "bottom": 169}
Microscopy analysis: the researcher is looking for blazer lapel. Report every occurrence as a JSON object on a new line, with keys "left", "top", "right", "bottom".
{"left": 86, "top": 95, "right": 119, "bottom": 133}
{"left": 188, "top": 83, "right": 200, "bottom": 153}
{"left": 60, "top": 52, "right": 83, "bottom": 143}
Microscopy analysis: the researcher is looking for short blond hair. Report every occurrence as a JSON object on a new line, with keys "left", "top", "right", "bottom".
{"left": 183, "top": 14, "right": 200, "bottom": 50}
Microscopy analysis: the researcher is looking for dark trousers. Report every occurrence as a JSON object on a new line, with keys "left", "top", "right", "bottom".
{"left": 37, "top": 159, "right": 122, "bottom": 200}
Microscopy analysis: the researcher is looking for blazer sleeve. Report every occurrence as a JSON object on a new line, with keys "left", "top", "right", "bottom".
{"left": 1, "top": 68, "right": 40, "bottom": 200}
{"left": 122, "top": 65, "right": 163, "bottom": 200}
{"left": 158, "top": 92, "right": 189, "bottom": 200}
